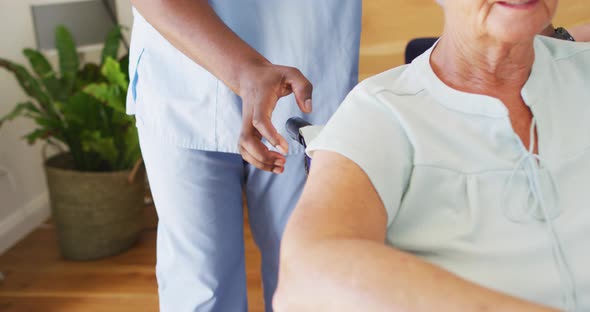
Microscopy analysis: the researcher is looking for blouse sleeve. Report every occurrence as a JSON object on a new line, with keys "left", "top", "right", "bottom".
{"left": 306, "top": 84, "right": 414, "bottom": 226}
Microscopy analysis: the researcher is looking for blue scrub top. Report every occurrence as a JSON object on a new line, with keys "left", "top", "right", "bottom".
{"left": 126, "top": 0, "right": 362, "bottom": 154}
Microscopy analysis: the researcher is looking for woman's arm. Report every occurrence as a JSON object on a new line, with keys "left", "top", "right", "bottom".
{"left": 130, "top": 0, "right": 313, "bottom": 173}
{"left": 274, "top": 151, "right": 559, "bottom": 312}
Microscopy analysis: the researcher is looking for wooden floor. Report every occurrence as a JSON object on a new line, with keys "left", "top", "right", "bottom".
{"left": 1, "top": 1, "right": 589, "bottom": 311}
{"left": 0, "top": 205, "right": 263, "bottom": 312}
{"left": 0, "top": 207, "right": 162, "bottom": 312}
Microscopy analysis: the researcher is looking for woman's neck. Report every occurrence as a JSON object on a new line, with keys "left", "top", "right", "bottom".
{"left": 430, "top": 31, "right": 536, "bottom": 98}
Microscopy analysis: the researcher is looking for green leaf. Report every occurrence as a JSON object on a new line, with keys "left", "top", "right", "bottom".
{"left": 101, "top": 26, "right": 122, "bottom": 66}
{"left": 78, "top": 63, "right": 101, "bottom": 84}
{"left": 76, "top": 63, "right": 102, "bottom": 92}
{"left": 120, "top": 124, "right": 140, "bottom": 169}
{"left": 119, "top": 54, "right": 130, "bottom": 82}
{"left": 80, "top": 130, "right": 119, "bottom": 166}
{"left": 83, "top": 83, "right": 109, "bottom": 98}
{"left": 22, "top": 48, "right": 62, "bottom": 101}
{"left": 83, "top": 58, "right": 128, "bottom": 114}
{"left": 102, "top": 57, "right": 127, "bottom": 90}
{"left": 0, "top": 58, "right": 52, "bottom": 110}
{"left": 22, "top": 49, "right": 53, "bottom": 78}
{"left": 55, "top": 25, "right": 79, "bottom": 94}
{"left": 60, "top": 92, "right": 104, "bottom": 131}
{"left": 0, "top": 101, "right": 40, "bottom": 128}
{"left": 34, "top": 115, "right": 63, "bottom": 130}
{"left": 84, "top": 83, "right": 126, "bottom": 114}
{"left": 23, "top": 128, "right": 51, "bottom": 145}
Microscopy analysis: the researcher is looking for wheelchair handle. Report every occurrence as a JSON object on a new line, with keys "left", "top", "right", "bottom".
{"left": 286, "top": 117, "right": 312, "bottom": 146}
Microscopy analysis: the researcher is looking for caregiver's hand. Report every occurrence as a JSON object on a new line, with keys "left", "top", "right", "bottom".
{"left": 131, "top": 0, "right": 313, "bottom": 173}
{"left": 237, "top": 61, "right": 313, "bottom": 174}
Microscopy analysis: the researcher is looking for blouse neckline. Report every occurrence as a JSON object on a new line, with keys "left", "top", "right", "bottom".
{"left": 410, "top": 37, "right": 551, "bottom": 119}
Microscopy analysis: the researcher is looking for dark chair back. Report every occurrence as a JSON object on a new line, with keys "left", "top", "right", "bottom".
{"left": 405, "top": 37, "right": 439, "bottom": 64}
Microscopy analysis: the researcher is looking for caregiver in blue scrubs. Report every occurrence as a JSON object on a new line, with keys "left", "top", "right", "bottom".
{"left": 126, "top": 1, "right": 362, "bottom": 311}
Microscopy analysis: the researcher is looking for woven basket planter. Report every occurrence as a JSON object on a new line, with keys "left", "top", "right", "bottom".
{"left": 44, "top": 153, "right": 145, "bottom": 261}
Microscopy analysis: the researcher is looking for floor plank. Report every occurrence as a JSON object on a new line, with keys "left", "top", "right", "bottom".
{"left": 0, "top": 297, "right": 159, "bottom": 312}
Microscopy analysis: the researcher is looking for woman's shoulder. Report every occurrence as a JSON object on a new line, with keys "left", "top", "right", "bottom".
{"left": 356, "top": 64, "right": 426, "bottom": 99}
{"left": 532, "top": 36, "right": 590, "bottom": 101}
{"left": 345, "top": 63, "right": 433, "bottom": 119}
{"left": 535, "top": 35, "right": 590, "bottom": 63}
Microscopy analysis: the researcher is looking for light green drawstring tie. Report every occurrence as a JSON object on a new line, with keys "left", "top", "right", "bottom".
{"left": 502, "top": 118, "right": 578, "bottom": 311}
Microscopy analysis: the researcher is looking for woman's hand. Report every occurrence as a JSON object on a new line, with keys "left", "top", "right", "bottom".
{"left": 237, "top": 61, "right": 313, "bottom": 174}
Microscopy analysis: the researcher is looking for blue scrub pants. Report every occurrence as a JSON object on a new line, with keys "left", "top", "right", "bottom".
{"left": 138, "top": 129, "right": 306, "bottom": 312}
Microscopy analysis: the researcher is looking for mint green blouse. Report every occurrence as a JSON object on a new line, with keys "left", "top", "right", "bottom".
{"left": 308, "top": 36, "right": 590, "bottom": 311}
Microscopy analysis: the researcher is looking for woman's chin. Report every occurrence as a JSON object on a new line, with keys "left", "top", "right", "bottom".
{"left": 485, "top": 7, "right": 553, "bottom": 42}
{"left": 491, "top": 32, "right": 537, "bottom": 44}
{"left": 487, "top": 23, "right": 546, "bottom": 44}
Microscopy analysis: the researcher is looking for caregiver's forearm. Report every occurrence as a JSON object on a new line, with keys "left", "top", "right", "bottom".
{"left": 131, "top": 0, "right": 270, "bottom": 94}
{"left": 275, "top": 238, "right": 559, "bottom": 312}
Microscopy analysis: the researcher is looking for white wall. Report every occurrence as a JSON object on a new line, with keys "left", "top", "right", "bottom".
{"left": 0, "top": 0, "right": 133, "bottom": 254}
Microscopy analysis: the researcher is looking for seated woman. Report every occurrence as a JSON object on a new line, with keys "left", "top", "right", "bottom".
{"left": 274, "top": 0, "right": 590, "bottom": 311}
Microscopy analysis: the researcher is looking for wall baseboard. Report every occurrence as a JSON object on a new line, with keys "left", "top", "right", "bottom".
{"left": 0, "top": 192, "right": 50, "bottom": 254}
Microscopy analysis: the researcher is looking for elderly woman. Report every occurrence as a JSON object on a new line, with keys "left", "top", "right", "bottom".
{"left": 274, "top": 0, "right": 590, "bottom": 311}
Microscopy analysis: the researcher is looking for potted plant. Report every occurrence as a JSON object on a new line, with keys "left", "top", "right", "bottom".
{"left": 0, "top": 25, "right": 144, "bottom": 260}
